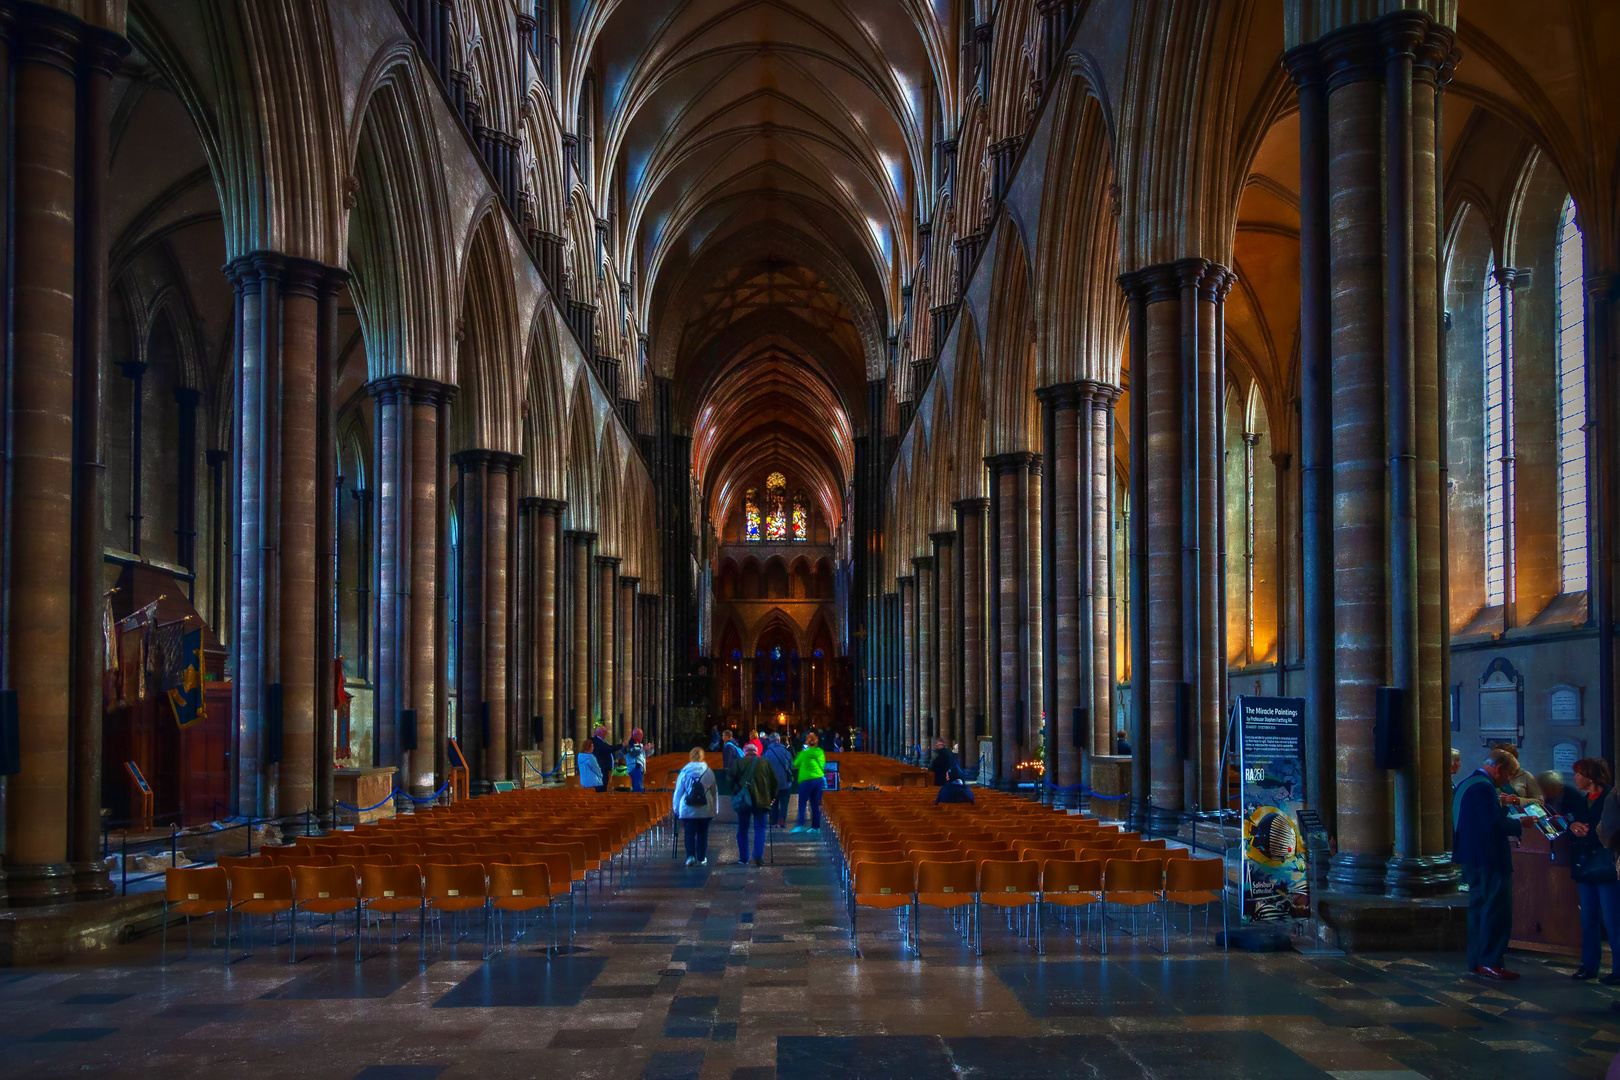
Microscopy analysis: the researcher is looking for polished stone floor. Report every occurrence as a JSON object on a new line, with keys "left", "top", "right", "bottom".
{"left": 2, "top": 831, "right": 1618, "bottom": 1080}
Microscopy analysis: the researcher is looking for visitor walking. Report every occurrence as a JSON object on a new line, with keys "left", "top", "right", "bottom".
{"left": 1453, "top": 748, "right": 1522, "bottom": 980}
{"left": 673, "top": 746, "right": 717, "bottom": 866}
{"left": 1567, "top": 758, "right": 1620, "bottom": 982}
{"left": 763, "top": 732, "right": 796, "bottom": 828}
{"left": 929, "top": 737, "right": 961, "bottom": 787}
{"left": 727, "top": 743, "right": 778, "bottom": 867}
{"left": 792, "top": 733, "right": 827, "bottom": 833}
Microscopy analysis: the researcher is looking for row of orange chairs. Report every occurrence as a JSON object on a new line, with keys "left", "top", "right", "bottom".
{"left": 847, "top": 853, "right": 1224, "bottom": 956}
{"left": 166, "top": 857, "right": 571, "bottom": 964}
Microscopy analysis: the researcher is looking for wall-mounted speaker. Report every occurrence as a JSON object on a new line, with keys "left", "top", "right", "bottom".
{"left": 0, "top": 689, "right": 19, "bottom": 776}
{"left": 1375, "top": 686, "right": 1404, "bottom": 770}
{"left": 264, "top": 683, "right": 284, "bottom": 765}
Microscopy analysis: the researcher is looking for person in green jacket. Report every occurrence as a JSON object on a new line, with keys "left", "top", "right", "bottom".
{"left": 792, "top": 733, "right": 827, "bottom": 833}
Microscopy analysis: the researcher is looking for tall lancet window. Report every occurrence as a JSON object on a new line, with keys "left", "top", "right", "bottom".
{"left": 791, "top": 492, "right": 808, "bottom": 541}
{"left": 744, "top": 488, "right": 761, "bottom": 541}
{"left": 1556, "top": 196, "right": 1589, "bottom": 592}
{"left": 765, "top": 472, "right": 788, "bottom": 540}
{"left": 1483, "top": 257, "right": 1512, "bottom": 607}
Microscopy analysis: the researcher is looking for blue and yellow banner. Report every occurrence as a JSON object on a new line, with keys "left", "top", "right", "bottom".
{"left": 166, "top": 627, "right": 206, "bottom": 730}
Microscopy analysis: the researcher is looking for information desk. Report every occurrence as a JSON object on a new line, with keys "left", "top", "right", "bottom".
{"left": 1510, "top": 825, "right": 1580, "bottom": 956}
{"left": 333, "top": 766, "right": 397, "bottom": 824}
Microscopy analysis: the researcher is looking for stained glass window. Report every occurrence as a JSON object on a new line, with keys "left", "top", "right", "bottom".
{"left": 1484, "top": 258, "right": 1512, "bottom": 607}
{"left": 744, "top": 488, "right": 761, "bottom": 541}
{"left": 791, "top": 493, "right": 808, "bottom": 541}
{"left": 765, "top": 472, "right": 788, "bottom": 540}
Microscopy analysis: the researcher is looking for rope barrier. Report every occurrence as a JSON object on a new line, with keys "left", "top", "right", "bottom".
{"left": 398, "top": 781, "right": 452, "bottom": 804}
{"left": 1043, "top": 773, "right": 1127, "bottom": 799}
{"left": 523, "top": 756, "right": 565, "bottom": 779}
{"left": 334, "top": 790, "right": 400, "bottom": 814}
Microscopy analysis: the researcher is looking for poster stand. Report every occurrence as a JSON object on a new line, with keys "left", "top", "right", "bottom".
{"left": 125, "top": 760, "right": 153, "bottom": 832}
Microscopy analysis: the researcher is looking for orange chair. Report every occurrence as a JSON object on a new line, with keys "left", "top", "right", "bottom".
{"left": 163, "top": 866, "right": 228, "bottom": 963}
{"left": 217, "top": 854, "right": 270, "bottom": 870}
{"left": 360, "top": 863, "right": 426, "bottom": 958}
{"left": 1041, "top": 859, "right": 1103, "bottom": 948}
{"left": 849, "top": 860, "right": 916, "bottom": 956}
{"left": 291, "top": 864, "right": 361, "bottom": 961}
{"left": 1100, "top": 857, "right": 1164, "bottom": 954}
{"left": 1162, "top": 857, "right": 1227, "bottom": 950}
{"left": 489, "top": 862, "right": 556, "bottom": 950}
{"left": 424, "top": 862, "right": 490, "bottom": 956}
{"left": 225, "top": 864, "right": 295, "bottom": 964}
{"left": 977, "top": 860, "right": 1042, "bottom": 954}
{"left": 914, "top": 860, "right": 978, "bottom": 956}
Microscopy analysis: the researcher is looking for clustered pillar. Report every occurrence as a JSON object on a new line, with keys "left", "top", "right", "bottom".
{"left": 0, "top": 6, "right": 127, "bottom": 904}
{"left": 986, "top": 452, "right": 1042, "bottom": 789}
{"left": 931, "top": 532, "right": 956, "bottom": 753}
{"left": 954, "top": 498, "right": 989, "bottom": 774}
{"left": 1287, "top": 9, "right": 1458, "bottom": 898}
{"left": 1118, "top": 260, "right": 1230, "bottom": 830}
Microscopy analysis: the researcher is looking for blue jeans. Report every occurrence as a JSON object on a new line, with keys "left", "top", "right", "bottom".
{"left": 630, "top": 766, "right": 644, "bottom": 792}
{"left": 736, "top": 807, "right": 768, "bottom": 862}
{"left": 1579, "top": 880, "right": 1620, "bottom": 973}
{"left": 682, "top": 817, "right": 711, "bottom": 861}
{"left": 796, "top": 777, "right": 825, "bottom": 828}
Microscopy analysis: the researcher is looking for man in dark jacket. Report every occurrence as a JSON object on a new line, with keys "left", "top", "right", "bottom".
{"left": 1453, "top": 748, "right": 1522, "bottom": 980}
{"left": 930, "top": 738, "right": 961, "bottom": 786}
{"left": 727, "top": 744, "right": 779, "bottom": 867}
{"left": 763, "top": 733, "right": 796, "bottom": 828}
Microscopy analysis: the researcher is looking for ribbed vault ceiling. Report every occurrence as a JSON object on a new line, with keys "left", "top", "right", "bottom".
{"left": 585, "top": 0, "right": 942, "bottom": 542}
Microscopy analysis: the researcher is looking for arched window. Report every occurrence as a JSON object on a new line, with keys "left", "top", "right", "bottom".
{"left": 765, "top": 471, "right": 788, "bottom": 540}
{"left": 791, "top": 492, "right": 808, "bottom": 541}
{"left": 744, "top": 488, "right": 761, "bottom": 541}
{"left": 1483, "top": 257, "right": 1512, "bottom": 607}
{"left": 1556, "top": 197, "right": 1588, "bottom": 592}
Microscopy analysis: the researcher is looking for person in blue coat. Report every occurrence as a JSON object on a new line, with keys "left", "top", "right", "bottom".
{"left": 1452, "top": 748, "right": 1522, "bottom": 980}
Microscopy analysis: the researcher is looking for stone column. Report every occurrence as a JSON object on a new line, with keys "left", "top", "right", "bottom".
{"left": 454, "top": 451, "right": 489, "bottom": 786}
{"left": 524, "top": 499, "right": 563, "bottom": 770}
{"left": 1023, "top": 454, "right": 1045, "bottom": 783}
{"left": 955, "top": 498, "right": 989, "bottom": 771}
{"left": 1087, "top": 383, "right": 1122, "bottom": 755}
{"left": 620, "top": 575, "right": 639, "bottom": 735}
{"left": 1289, "top": 10, "right": 1457, "bottom": 896}
{"left": 568, "top": 531, "right": 595, "bottom": 747}
{"left": 931, "top": 532, "right": 956, "bottom": 751}
{"left": 3, "top": 8, "right": 125, "bottom": 904}
{"left": 987, "top": 453, "right": 1036, "bottom": 787}
{"left": 898, "top": 574, "right": 916, "bottom": 759}
{"left": 483, "top": 453, "right": 515, "bottom": 782}
{"left": 1116, "top": 261, "right": 1229, "bottom": 829}
{"left": 1038, "top": 383, "right": 1085, "bottom": 803}
{"left": 912, "top": 555, "right": 933, "bottom": 751}
{"left": 597, "top": 555, "right": 619, "bottom": 739}
{"left": 407, "top": 383, "right": 450, "bottom": 795}
{"left": 367, "top": 375, "right": 411, "bottom": 768}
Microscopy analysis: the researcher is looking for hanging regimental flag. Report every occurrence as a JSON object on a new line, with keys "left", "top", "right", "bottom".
{"left": 167, "top": 626, "right": 206, "bottom": 730}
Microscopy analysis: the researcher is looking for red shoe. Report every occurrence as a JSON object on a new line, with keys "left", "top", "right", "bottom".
{"left": 1475, "top": 966, "right": 1521, "bottom": 980}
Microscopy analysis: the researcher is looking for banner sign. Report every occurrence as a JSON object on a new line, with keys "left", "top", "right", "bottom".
{"left": 1238, "top": 696, "right": 1310, "bottom": 922}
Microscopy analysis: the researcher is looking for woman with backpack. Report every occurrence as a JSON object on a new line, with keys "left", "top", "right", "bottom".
{"left": 726, "top": 743, "right": 779, "bottom": 867}
{"left": 673, "top": 746, "right": 717, "bottom": 865}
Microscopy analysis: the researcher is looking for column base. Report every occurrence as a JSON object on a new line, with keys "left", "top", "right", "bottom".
{"left": 71, "top": 862, "right": 114, "bottom": 902}
{"left": 1383, "top": 854, "right": 1459, "bottom": 899}
{"left": 1146, "top": 806, "right": 1182, "bottom": 836}
{"left": 1327, "top": 851, "right": 1389, "bottom": 896}
{"left": 3, "top": 862, "right": 75, "bottom": 908}
{"left": 1128, "top": 798, "right": 1153, "bottom": 832}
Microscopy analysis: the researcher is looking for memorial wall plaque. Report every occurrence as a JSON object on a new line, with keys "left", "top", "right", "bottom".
{"left": 1478, "top": 658, "right": 1523, "bottom": 746}
{"left": 1552, "top": 740, "right": 1583, "bottom": 776}
{"left": 1549, "top": 685, "right": 1583, "bottom": 726}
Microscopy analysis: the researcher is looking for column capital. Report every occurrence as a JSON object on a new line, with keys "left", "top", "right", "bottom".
{"left": 897, "top": 574, "right": 916, "bottom": 588}
{"left": 911, "top": 555, "right": 934, "bottom": 572}
{"left": 411, "top": 378, "right": 457, "bottom": 407}
{"left": 1082, "top": 378, "right": 1123, "bottom": 406}
{"left": 453, "top": 448, "right": 494, "bottom": 470}
{"left": 366, "top": 374, "right": 417, "bottom": 402}
{"left": 595, "top": 554, "right": 621, "bottom": 569}
{"left": 619, "top": 576, "right": 640, "bottom": 588}
{"left": 1116, "top": 263, "right": 1181, "bottom": 304}
{"left": 952, "top": 497, "right": 991, "bottom": 515}
{"left": 1034, "top": 381, "right": 1085, "bottom": 409}
{"left": 565, "top": 529, "right": 597, "bottom": 544}
{"left": 9, "top": 3, "right": 84, "bottom": 72}
{"left": 929, "top": 530, "right": 956, "bottom": 547}
{"left": 521, "top": 497, "right": 567, "bottom": 516}
{"left": 486, "top": 451, "right": 522, "bottom": 474}
{"left": 983, "top": 450, "right": 1036, "bottom": 474}
{"left": 1271, "top": 451, "right": 1294, "bottom": 471}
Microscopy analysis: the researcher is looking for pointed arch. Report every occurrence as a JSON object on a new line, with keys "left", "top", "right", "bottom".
{"left": 984, "top": 218, "right": 1037, "bottom": 454}
{"left": 455, "top": 210, "right": 522, "bottom": 452}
